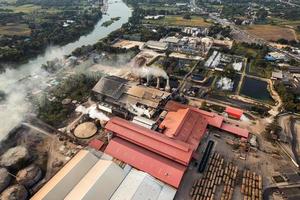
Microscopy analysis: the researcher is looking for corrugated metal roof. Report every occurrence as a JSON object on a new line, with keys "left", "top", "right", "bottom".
{"left": 88, "top": 139, "right": 104, "bottom": 151}
{"left": 31, "top": 150, "right": 98, "bottom": 200}
{"left": 165, "top": 101, "right": 224, "bottom": 128}
{"left": 105, "top": 117, "right": 193, "bottom": 166}
{"left": 92, "top": 76, "right": 127, "bottom": 100}
{"left": 110, "top": 169, "right": 176, "bottom": 200}
{"left": 165, "top": 101, "right": 249, "bottom": 139}
{"left": 225, "top": 106, "right": 243, "bottom": 119}
{"left": 220, "top": 123, "right": 249, "bottom": 138}
{"left": 105, "top": 138, "right": 186, "bottom": 188}
{"left": 65, "top": 160, "right": 126, "bottom": 200}
{"left": 160, "top": 108, "right": 208, "bottom": 150}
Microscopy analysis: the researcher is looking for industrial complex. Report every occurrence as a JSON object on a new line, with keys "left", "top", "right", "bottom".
{"left": 1, "top": 0, "right": 300, "bottom": 200}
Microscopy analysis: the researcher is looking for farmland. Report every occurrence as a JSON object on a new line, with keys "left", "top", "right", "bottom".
{"left": 242, "top": 25, "right": 297, "bottom": 41}
{"left": 0, "top": 23, "right": 31, "bottom": 36}
{"left": 143, "top": 15, "right": 212, "bottom": 27}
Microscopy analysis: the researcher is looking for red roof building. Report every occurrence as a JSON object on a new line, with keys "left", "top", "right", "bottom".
{"left": 225, "top": 106, "right": 244, "bottom": 119}
{"left": 105, "top": 117, "right": 193, "bottom": 166}
{"left": 220, "top": 123, "right": 249, "bottom": 138}
{"left": 88, "top": 139, "right": 104, "bottom": 151}
{"left": 165, "top": 101, "right": 249, "bottom": 139}
{"left": 105, "top": 137, "right": 186, "bottom": 188}
{"left": 160, "top": 108, "right": 208, "bottom": 151}
{"left": 165, "top": 101, "right": 224, "bottom": 128}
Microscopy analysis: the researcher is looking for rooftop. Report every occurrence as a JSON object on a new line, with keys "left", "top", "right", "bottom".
{"left": 164, "top": 101, "right": 249, "bottom": 139}
{"left": 145, "top": 41, "right": 169, "bottom": 51}
{"left": 105, "top": 117, "right": 193, "bottom": 166}
{"left": 105, "top": 137, "right": 186, "bottom": 188}
{"left": 92, "top": 76, "right": 128, "bottom": 100}
{"left": 160, "top": 108, "right": 208, "bottom": 150}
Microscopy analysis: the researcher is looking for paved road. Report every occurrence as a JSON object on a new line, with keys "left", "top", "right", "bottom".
{"left": 190, "top": 1, "right": 300, "bottom": 62}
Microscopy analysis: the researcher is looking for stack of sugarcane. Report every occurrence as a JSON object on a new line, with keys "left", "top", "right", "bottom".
{"left": 241, "top": 170, "right": 263, "bottom": 200}
{"left": 220, "top": 162, "right": 238, "bottom": 200}
{"left": 190, "top": 152, "right": 224, "bottom": 200}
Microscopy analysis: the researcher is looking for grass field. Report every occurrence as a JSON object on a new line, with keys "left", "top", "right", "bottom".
{"left": 140, "top": 5, "right": 179, "bottom": 11}
{"left": 267, "top": 17, "right": 300, "bottom": 40}
{"left": 143, "top": 15, "right": 212, "bottom": 27}
{"left": 3, "top": 4, "right": 41, "bottom": 13}
{"left": 0, "top": 23, "right": 31, "bottom": 36}
{"left": 243, "top": 25, "right": 297, "bottom": 41}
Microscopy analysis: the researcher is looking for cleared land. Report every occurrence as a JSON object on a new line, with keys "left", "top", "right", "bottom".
{"left": 243, "top": 25, "right": 297, "bottom": 41}
{"left": 0, "top": 23, "right": 31, "bottom": 36}
{"left": 143, "top": 15, "right": 212, "bottom": 27}
{"left": 2, "top": 4, "right": 41, "bottom": 13}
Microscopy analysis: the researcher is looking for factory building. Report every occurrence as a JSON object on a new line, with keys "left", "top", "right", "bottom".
{"left": 31, "top": 150, "right": 176, "bottom": 200}
{"left": 164, "top": 101, "right": 249, "bottom": 139}
{"left": 92, "top": 76, "right": 170, "bottom": 118}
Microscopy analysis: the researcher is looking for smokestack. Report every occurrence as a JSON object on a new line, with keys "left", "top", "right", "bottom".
{"left": 156, "top": 77, "right": 160, "bottom": 89}
{"left": 165, "top": 77, "right": 170, "bottom": 92}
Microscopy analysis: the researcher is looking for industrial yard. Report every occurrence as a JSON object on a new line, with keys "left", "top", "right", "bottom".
{"left": 0, "top": 0, "right": 300, "bottom": 200}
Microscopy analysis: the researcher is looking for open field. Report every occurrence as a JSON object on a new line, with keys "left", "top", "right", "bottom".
{"left": 0, "top": 23, "right": 31, "bottom": 36}
{"left": 2, "top": 4, "right": 42, "bottom": 13}
{"left": 143, "top": 15, "right": 212, "bottom": 27}
{"left": 268, "top": 17, "right": 300, "bottom": 40}
{"left": 140, "top": 5, "right": 179, "bottom": 11}
{"left": 243, "top": 25, "right": 297, "bottom": 41}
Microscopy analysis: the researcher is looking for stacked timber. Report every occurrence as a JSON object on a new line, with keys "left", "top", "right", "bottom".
{"left": 220, "top": 162, "right": 238, "bottom": 200}
{"left": 190, "top": 152, "right": 224, "bottom": 200}
{"left": 241, "top": 170, "right": 262, "bottom": 200}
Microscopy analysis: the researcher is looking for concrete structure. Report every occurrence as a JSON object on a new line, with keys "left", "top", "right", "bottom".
{"left": 92, "top": 76, "right": 170, "bottom": 118}
{"left": 272, "top": 71, "right": 283, "bottom": 80}
{"left": 145, "top": 41, "right": 169, "bottom": 51}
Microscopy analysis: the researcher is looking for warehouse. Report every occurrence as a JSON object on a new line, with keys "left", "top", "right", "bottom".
{"left": 31, "top": 150, "right": 177, "bottom": 200}
{"left": 105, "top": 137, "right": 186, "bottom": 188}
{"left": 159, "top": 107, "right": 208, "bottom": 150}
{"left": 110, "top": 168, "right": 176, "bottom": 200}
{"left": 105, "top": 117, "right": 193, "bottom": 166}
{"left": 164, "top": 101, "right": 249, "bottom": 139}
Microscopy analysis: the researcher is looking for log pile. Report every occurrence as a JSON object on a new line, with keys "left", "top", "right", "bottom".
{"left": 190, "top": 152, "right": 224, "bottom": 200}
{"left": 221, "top": 163, "right": 238, "bottom": 200}
{"left": 241, "top": 170, "right": 263, "bottom": 200}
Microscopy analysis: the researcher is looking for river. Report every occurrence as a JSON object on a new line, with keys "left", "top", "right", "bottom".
{"left": 0, "top": 0, "right": 132, "bottom": 140}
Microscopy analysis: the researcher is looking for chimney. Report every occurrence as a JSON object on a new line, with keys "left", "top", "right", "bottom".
{"left": 165, "top": 77, "right": 170, "bottom": 92}
{"left": 156, "top": 77, "right": 160, "bottom": 89}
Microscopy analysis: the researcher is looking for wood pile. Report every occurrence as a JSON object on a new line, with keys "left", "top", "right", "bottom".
{"left": 241, "top": 170, "right": 263, "bottom": 200}
{"left": 190, "top": 152, "right": 224, "bottom": 200}
{"left": 220, "top": 162, "right": 238, "bottom": 200}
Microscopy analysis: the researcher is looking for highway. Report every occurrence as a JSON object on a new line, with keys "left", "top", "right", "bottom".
{"left": 190, "top": 0, "right": 300, "bottom": 62}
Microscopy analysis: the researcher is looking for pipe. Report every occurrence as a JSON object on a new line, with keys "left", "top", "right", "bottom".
{"left": 156, "top": 77, "right": 160, "bottom": 89}
{"left": 165, "top": 77, "right": 170, "bottom": 92}
{"left": 146, "top": 74, "right": 151, "bottom": 86}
